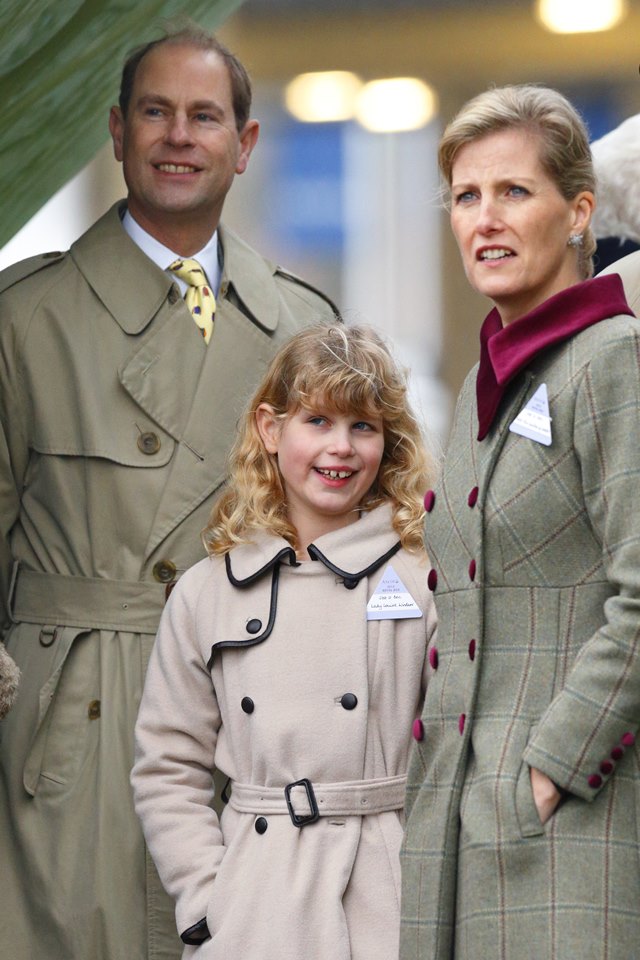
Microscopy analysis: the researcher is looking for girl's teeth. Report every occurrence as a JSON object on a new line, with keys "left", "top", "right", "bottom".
{"left": 318, "top": 469, "right": 352, "bottom": 479}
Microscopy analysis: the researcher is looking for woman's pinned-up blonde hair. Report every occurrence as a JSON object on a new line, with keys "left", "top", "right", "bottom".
{"left": 438, "top": 83, "right": 597, "bottom": 279}
{"left": 203, "top": 323, "right": 436, "bottom": 555}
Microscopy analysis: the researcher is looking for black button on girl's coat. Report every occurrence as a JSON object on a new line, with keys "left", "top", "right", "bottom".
{"left": 241, "top": 697, "right": 255, "bottom": 714}
{"left": 340, "top": 693, "right": 358, "bottom": 710}
{"left": 246, "top": 619, "right": 262, "bottom": 634}
{"left": 255, "top": 817, "right": 268, "bottom": 834}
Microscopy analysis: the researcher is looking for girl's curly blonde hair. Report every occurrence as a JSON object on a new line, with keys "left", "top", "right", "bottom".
{"left": 203, "top": 323, "right": 435, "bottom": 555}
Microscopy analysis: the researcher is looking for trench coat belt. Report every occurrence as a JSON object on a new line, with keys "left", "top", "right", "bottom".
{"left": 229, "top": 774, "right": 407, "bottom": 818}
{"left": 8, "top": 566, "right": 166, "bottom": 634}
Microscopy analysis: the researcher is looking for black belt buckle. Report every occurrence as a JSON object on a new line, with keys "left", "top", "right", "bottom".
{"left": 284, "top": 778, "right": 320, "bottom": 828}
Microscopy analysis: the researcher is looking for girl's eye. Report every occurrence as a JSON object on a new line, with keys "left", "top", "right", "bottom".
{"left": 353, "top": 421, "right": 375, "bottom": 432}
{"left": 308, "top": 416, "right": 327, "bottom": 426}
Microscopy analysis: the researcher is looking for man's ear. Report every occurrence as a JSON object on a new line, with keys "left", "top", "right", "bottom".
{"left": 255, "top": 403, "right": 280, "bottom": 454}
{"left": 109, "top": 106, "right": 125, "bottom": 162}
{"left": 236, "top": 119, "right": 260, "bottom": 175}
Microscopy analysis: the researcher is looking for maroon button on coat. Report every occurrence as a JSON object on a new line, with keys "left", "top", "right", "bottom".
{"left": 468, "top": 559, "right": 477, "bottom": 581}
{"left": 424, "top": 490, "right": 436, "bottom": 513}
{"left": 412, "top": 718, "right": 425, "bottom": 742}
{"left": 467, "top": 486, "right": 479, "bottom": 508}
{"left": 428, "top": 647, "right": 439, "bottom": 670}
{"left": 427, "top": 569, "right": 438, "bottom": 591}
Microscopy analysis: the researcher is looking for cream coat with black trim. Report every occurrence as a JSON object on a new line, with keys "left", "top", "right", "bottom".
{"left": 132, "top": 503, "right": 436, "bottom": 960}
{"left": 0, "top": 201, "right": 337, "bottom": 960}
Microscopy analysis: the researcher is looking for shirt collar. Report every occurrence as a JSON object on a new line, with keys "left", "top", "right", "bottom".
{"left": 121, "top": 209, "right": 221, "bottom": 296}
{"left": 476, "top": 274, "right": 633, "bottom": 440}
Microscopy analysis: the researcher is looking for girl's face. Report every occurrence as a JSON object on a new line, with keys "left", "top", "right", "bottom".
{"left": 256, "top": 399, "right": 385, "bottom": 551}
{"left": 449, "top": 126, "right": 593, "bottom": 325}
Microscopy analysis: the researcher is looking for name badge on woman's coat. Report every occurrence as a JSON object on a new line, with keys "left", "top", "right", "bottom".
{"left": 509, "top": 383, "right": 552, "bottom": 445}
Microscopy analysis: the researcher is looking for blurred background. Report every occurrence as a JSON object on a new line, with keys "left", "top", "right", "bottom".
{"left": 2, "top": 0, "right": 639, "bottom": 443}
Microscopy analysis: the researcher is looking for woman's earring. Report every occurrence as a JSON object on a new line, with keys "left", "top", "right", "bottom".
{"left": 567, "top": 234, "right": 584, "bottom": 248}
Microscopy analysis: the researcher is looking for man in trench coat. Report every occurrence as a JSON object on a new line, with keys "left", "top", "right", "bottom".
{"left": 0, "top": 26, "right": 338, "bottom": 960}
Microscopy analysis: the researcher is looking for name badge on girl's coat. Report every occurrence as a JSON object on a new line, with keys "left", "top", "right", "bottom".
{"left": 509, "top": 383, "right": 552, "bottom": 446}
{"left": 366, "top": 565, "right": 423, "bottom": 620}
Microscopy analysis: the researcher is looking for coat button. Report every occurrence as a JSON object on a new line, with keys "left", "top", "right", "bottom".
{"left": 611, "top": 746, "right": 624, "bottom": 761}
{"left": 424, "top": 490, "right": 436, "bottom": 513}
{"left": 467, "top": 486, "right": 479, "bottom": 508}
{"left": 428, "top": 647, "right": 438, "bottom": 670}
{"left": 468, "top": 639, "right": 476, "bottom": 661}
{"left": 600, "top": 760, "right": 613, "bottom": 775}
{"left": 246, "top": 618, "right": 262, "bottom": 635}
{"left": 427, "top": 569, "right": 438, "bottom": 591}
{"left": 587, "top": 773, "right": 602, "bottom": 789}
{"left": 255, "top": 817, "right": 268, "bottom": 834}
{"left": 343, "top": 578, "right": 358, "bottom": 590}
{"left": 241, "top": 697, "right": 255, "bottom": 714}
{"left": 458, "top": 713, "right": 466, "bottom": 735}
{"left": 168, "top": 285, "right": 180, "bottom": 304}
{"left": 621, "top": 732, "right": 635, "bottom": 747}
{"left": 137, "top": 431, "right": 161, "bottom": 455}
{"left": 153, "top": 559, "right": 177, "bottom": 583}
{"left": 468, "top": 559, "right": 476, "bottom": 581}
{"left": 88, "top": 700, "right": 101, "bottom": 720}
{"left": 340, "top": 693, "right": 358, "bottom": 710}
{"left": 412, "top": 718, "right": 424, "bottom": 741}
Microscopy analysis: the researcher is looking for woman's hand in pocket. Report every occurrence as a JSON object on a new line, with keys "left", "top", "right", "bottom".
{"left": 530, "top": 767, "right": 563, "bottom": 824}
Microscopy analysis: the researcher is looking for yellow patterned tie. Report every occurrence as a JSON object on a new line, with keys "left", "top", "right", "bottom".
{"left": 169, "top": 258, "right": 215, "bottom": 344}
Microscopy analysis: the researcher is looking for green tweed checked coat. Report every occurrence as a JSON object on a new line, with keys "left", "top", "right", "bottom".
{"left": 402, "top": 297, "right": 640, "bottom": 959}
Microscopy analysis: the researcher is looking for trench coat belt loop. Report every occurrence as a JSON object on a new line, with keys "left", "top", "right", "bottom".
{"left": 228, "top": 774, "right": 407, "bottom": 818}
{"left": 8, "top": 566, "right": 166, "bottom": 634}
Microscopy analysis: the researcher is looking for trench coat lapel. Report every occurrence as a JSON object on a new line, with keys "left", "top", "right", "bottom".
{"left": 139, "top": 230, "right": 284, "bottom": 558}
{"left": 71, "top": 202, "right": 173, "bottom": 336}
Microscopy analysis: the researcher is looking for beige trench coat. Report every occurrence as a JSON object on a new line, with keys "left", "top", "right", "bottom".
{"left": 132, "top": 504, "right": 436, "bottom": 960}
{"left": 0, "top": 202, "right": 337, "bottom": 960}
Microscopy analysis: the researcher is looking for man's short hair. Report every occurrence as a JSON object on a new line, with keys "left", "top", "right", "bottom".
{"left": 119, "top": 25, "right": 252, "bottom": 132}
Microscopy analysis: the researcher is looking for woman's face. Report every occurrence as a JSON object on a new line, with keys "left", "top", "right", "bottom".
{"left": 449, "top": 126, "right": 593, "bottom": 325}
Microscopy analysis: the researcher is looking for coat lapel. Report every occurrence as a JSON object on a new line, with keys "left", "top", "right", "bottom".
{"left": 140, "top": 231, "right": 284, "bottom": 558}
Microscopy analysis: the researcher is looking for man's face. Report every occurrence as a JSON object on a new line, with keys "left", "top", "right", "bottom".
{"left": 109, "top": 43, "right": 258, "bottom": 245}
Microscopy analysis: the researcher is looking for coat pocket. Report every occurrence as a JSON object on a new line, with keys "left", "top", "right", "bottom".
{"left": 515, "top": 725, "right": 545, "bottom": 838}
{"left": 22, "top": 624, "right": 92, "bottom": 795}
{"left": 1, "top": 622, "right": 91, "bottom": 795}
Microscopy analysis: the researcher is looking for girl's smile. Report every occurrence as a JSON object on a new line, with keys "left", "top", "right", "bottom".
{"left": 256, "top": 402, "right": 385, "bottom": 552}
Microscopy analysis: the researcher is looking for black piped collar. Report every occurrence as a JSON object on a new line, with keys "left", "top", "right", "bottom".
{"left": 224, "top": 503, "right": 400, "bottom": 587}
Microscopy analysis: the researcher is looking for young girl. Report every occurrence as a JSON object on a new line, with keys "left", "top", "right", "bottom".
{"left": 131, "top": 323, "right": 437, "bottom": 960}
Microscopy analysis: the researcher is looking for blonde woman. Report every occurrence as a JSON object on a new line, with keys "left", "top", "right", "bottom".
{"left": 402, "top": 84, "right": 640, "bottom": 960}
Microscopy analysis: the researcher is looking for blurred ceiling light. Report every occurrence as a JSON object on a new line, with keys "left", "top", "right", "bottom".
{"left": 284, "top": 71, "right": 363, "bottom": 123}
{"left": 355, "top": 78, "right": 437, "bottom": 133}
{"left": 536, "top": 0, "right": 626, "bottom": 33}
